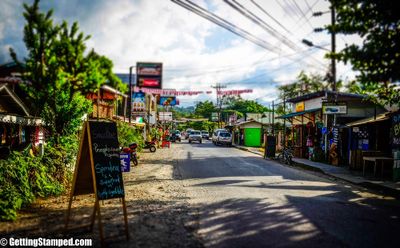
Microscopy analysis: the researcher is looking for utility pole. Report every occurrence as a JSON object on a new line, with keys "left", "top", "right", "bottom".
{"left": 331, "top": 4, "right": 337, "bottom": 126}
{"left": 211, "top": 83, "right": 226, "bottom": 128}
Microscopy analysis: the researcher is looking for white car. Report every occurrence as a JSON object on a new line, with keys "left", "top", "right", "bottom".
{"left": 214, "top": 131, "right": 232, "bottom": 146}
{"left": 212, "top": 129, "right": 227, "bottom": 144}
{"left": 189, "top": 130, "right": 202, "bottom": 144}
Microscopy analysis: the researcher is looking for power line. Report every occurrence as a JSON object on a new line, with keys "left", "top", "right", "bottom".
{"left": 223, "top": 0, "right": 327, "bottom": 68}
{"left": 224, "top": 0, "right": 301, "bottom": 52}
{"left": 164, "top": 47, "right": 326, "bottom": 80}
{"left": 250, "top": 0, "right": 293, "bottom": 35}
{"left": 171, "top": 0, "right": 281, "bottom": 53}
{"left": 290, "top": 0, "right": 315, "bottom": 30}
{"left": 171, "top": 0, "right": 327, "bottom": 71}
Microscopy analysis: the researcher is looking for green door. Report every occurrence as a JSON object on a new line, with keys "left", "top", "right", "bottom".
{"left": 244, "top": 128, "right": 261, "bottom": 147}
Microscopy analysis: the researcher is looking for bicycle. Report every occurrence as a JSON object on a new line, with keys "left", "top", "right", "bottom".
{"left": 276, "top": 146, "right": 293, "bottom": 165}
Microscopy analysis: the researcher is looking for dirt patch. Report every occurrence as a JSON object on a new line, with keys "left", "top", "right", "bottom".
{"left": 0, "top": 147, "right": 203, "bottom": 248}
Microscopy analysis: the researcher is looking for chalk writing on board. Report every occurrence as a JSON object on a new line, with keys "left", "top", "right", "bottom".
{"left": 93, "top": 143, "right": 120, "bottom": 158}
{"left": 92, "top": 130, "right": 117, "bottom": 140}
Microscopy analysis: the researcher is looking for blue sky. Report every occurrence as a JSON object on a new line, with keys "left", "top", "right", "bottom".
{"left": 0, "top": 0, "right": 359, "bottom": 107}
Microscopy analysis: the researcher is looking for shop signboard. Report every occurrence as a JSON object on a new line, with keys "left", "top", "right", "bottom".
{"left": 136, "top": 62, "right": 162, "bottom": 89}
{"left": 391, "top": 111, "right": 400, "bottom": 148}
{"left": 159, "top": 96, "right": 177, "bottom": 106}
{"left": 322, "top": 102, "right": 347, "bottom": 115}
{"left": 132, "top": 91, "right": 146, "bottom": 113}
{"left": 295, "top": 102, "right": 305, "bottom": 112}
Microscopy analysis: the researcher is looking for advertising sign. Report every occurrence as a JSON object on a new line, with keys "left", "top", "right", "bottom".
{"left": 322, "top": 102, "right": 347, "bottom": 115}
{"left": 295, "top": 102, "right": 305, "bottom": 112}
{"left": 159, "top": 96, "right": 177, "bottom": 106}
{"left": 136, "top": 62, "right": 162, "bottom": 89}
{"left": 132, "top": 91, "right": 146, "bottom": 113}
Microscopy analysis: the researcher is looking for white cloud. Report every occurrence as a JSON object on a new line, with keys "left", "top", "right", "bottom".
{"left": 0, "top": 0, "right": 363, "bottom": 106}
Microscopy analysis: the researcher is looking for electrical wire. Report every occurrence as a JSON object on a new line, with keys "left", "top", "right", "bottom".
{"left": 172, "top": 0, "right": 280, "bottom": 52}
{"left": 223, "top": 0, "right": 327, "bottom": 68}
{"left": 250, "top": 0, "right": 294, "bottom": 35}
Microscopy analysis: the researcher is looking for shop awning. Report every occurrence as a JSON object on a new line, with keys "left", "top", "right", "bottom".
{"left": 276, "top": 108, "right": 321, "bottom": 119}
{"left": 346, "top": 112, "right": 390, "bottom": 127}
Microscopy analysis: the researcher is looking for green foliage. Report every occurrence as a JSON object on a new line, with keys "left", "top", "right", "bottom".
{"left": 329, "top": 0, "right": 400, "bottom": 106}
{"left": 278, "top": 71, "right": 329, "bottom": 100}
{"left": 227, "top": 98, "right": 269, "bottom": 115}
{"left": 184, "top": 120, "right": 217, "bottom": 132}
{"left": 117, "top": 121, "right": 144, "bottom": 151}
{"left": 0, "top": 144, "right": 71, "bottom": 221}
{"left": 195, "top": 101, "right": 217, "bottom": 119}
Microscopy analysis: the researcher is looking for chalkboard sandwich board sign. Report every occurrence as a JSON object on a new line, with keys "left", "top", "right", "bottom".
{"left": 65, "top": 120, "right": 129, "bottom": 243}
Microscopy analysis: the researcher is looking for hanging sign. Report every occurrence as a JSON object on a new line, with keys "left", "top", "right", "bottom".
{"left": 132, "top": 91, "right": 146, "bottom": 113}
{"left": 159, "top": 96, "right": 177, "bottom": 106}
{"left": 322, "top": 102, "right": 347, "bottom": 114}
{"left": 136, "top": 62, "right": 162, "bottom": 89}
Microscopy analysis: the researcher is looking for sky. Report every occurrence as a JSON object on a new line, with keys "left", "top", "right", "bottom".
{"left": 0, "top": 0, "right": 361, "bottom": 107}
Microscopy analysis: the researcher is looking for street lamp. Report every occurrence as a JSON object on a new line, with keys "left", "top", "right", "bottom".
{"left": 302, "top": 39, "right": 330, "bottom": 52}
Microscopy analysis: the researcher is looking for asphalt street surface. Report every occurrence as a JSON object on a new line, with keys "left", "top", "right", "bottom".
{"left": 174, "top": 139, "right": 400, "bottom": 248}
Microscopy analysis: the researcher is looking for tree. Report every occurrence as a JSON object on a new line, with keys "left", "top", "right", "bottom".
{"left": 329, "top": 0, "right": 400, "bottom": 106}
{"left": 277, "top": 71, "right": 329, "bottom": 100}
{"left": 10, "top": 0, "right": 123, "bottom": 138}
{"left": 227, "top": 98, "right": 269, "bottom": 115}
{"left": 195, "top": 100, "right": 216, "bottom": 119}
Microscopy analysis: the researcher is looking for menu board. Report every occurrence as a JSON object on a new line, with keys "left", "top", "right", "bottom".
{"left": 89, "top": 121, "right": 125, "bottom": 200}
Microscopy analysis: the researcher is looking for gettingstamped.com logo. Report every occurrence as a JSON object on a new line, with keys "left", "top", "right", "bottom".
{"left": 1, "top": 237, "right": 92, "bottom": 247}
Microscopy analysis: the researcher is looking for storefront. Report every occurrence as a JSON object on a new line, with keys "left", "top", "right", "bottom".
{"left": 277, "top": 91, "right": 387, "bottom": 165}
{"left": 234, "top": 120, "right": 264, "bottom": 147}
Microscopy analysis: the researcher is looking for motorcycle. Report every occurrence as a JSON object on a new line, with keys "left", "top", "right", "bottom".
{"left": 121, "top": 143, "right": 138, "bottom": 166}
{"left": 144, "top": 140, "right": 157, "bottom": 152}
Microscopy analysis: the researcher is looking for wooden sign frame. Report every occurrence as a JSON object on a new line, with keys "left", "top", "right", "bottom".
{"left": 65, "top": 121, "right": 129, "bottom": 243}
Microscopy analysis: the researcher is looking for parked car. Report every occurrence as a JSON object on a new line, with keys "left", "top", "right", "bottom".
{"left": 214, "top": 131, "right": 232, "bottom": 146}
{"left": 201, "top": 130, "right": 209, "bottom": 139}
{"left": 212, "top": 129, "right": 227, "bottom": 144}
{"left": 188, "top": 130, "right": 202, "bottom": 144}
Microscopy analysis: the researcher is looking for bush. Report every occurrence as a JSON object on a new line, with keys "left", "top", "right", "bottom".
{"left": 117, "top": 121, "right": 144, "bottom": 151}
{"left": 0, "top": 142, "right": 72, "bottom": 221}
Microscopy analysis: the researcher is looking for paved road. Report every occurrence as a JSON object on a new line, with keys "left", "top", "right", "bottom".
{"left": 174, "top": 140, "right": 400, "bottom": 248}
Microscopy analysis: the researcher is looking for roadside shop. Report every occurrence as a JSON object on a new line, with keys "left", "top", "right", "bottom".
{"left": 277, "top": 91, "right": 386, "bottom": 166}
{"left": 234, "top": 120, "right": 264, "bottom": 147}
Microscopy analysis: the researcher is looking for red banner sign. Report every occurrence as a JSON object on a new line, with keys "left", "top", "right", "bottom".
{"left": 217, "top": 89, "right": 253, "bottom": 95}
